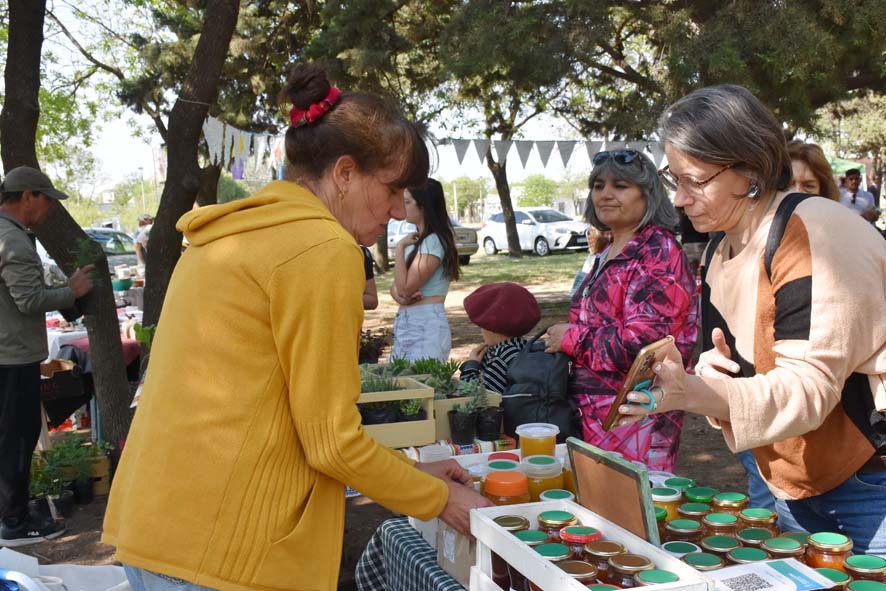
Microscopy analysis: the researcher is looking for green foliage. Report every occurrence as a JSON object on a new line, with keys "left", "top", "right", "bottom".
{"left": 71, "top": 237, "right": 99, "bottom": 269}
{"left": 359, "top": 329, "right": 392, "bottom": 364}
{"left": 133, "top": 323, "right": 156, "bottom": 350}
{"left": 517, "top": 175, "right": 558, "bottom": 207}
{"left": 399, "top": 398, "right": 423, "bottom": 416}
{"left": 439, "top": 176, "right": 489, "bottom": 222}
{"left": 217, "top": 174, "right": 249, "bottom": 204}
{"left": 29, "top": 454, "right": 58, "bottom": 498}
{"left": 387, "top": 357, "right": 413, "bottom": 376}
{"left": 360, "top": 374, "right": 403, "bottom": 393}
{"left": 815, "top": 93, "right": 886, "bottom": 172}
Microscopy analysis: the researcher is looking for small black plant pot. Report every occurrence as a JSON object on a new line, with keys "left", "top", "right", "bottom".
{"left": 476, "top": 407, "right": 504, "bottom": 441}
{"left": 49, "top": 489, "right": 75, "bottom": 518}
{"left": 28, "top": 497, "right": 52, "bottom": 520}
{"left": 397, "top": 409, "right": 427, "bottom": 422}
{"left": 73, "top": 477, "right": 94, "bottom": 504}
{"left": 448, "top": 410, "right": 477, "bottom": 445}
{"left": 360, "top": 404, "right": 399, "bottom": 425}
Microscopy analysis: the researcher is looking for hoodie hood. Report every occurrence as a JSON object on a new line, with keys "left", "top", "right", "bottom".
{"left": 177, "top": 181, "right": 338, "bottom": 247}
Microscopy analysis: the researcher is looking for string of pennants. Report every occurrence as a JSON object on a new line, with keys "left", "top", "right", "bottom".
{"left": 447, "top": 138, "right": 667, "bottom": 168}
{"left": 201, "top": 116, "right": 286, "bottom": 179}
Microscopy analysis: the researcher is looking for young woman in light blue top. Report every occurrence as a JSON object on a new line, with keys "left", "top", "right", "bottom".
{"left": 391, "top": 178, "right": 460, "bottom": 361}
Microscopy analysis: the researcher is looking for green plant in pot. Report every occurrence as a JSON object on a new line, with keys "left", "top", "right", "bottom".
{"left": 398, "top": 398, "right": 426, "bottom": 422}
{"left": 448, "top": 399, "right": 478, "bottom": 445}
{"left": 416, "top": 359, "right": 460, "bottom": 399}
{"left": 28, "top": 454, "right": 55, "bottom": 520}
{"left": 359, "top": 375, "right": 402, "bottom": 425}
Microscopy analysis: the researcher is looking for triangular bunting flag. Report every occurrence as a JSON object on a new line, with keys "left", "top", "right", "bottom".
{"left": 452, "top": 139, "right": 472, "bottom": 165}
{"left": 202, "top": 117, "right": 224, "bottom": 165}
{"left": 585, "top": 140, "right": 604, "bottom": 161}
{"left": 557, "top": 140, "right": 577, "bottom": 167}
{"left": 515, "top": 141, "right": 534, "bottom": 167}
{"left": 223, "top": 127, "right": 235, "bottom": 169}
{"left": 494, "top": 140, "right": 512, "bottom": 163}
{"left": 473, "top": 139, "right": 490, "bottom": 163}
{"left": 253, "top": 135, "right": 267, "bottom": 172}
{"left": 535, "top": 141, "right": 556, "bottom": 167}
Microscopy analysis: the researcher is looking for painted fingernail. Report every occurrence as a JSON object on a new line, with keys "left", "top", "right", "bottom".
{"left": 620, "top": 406, "right": 630, "bottom": 414}
{"left": 628, "top": 394, "right": 639, "bottom": 402}
{"left": 654, "top": 363, "right": 663, "bottom": 372}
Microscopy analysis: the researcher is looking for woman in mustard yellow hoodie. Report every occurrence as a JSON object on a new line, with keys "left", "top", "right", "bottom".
{"left": 102, "top": 63, "right": 491, "bottom": 591}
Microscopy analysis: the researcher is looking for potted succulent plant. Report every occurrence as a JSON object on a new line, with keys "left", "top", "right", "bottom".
{"left": 398, "top": 398, "right": 427, "bottom": 422}
{"left": 359, "top": 375, "right": 403, "bottom": 425}
{"left": 447, "top": 400, "right": 478, "bottom": 445}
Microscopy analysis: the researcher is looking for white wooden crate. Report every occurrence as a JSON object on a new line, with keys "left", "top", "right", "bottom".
{"left": 471, "top": 499, "right": 714, "bottom": 591}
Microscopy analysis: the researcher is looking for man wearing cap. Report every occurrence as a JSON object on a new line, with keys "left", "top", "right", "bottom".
{"left": 459, "top": 282, "right": 541, "bottom": 393}
{"left": 134, "top": 213, "right": 152, "bottom": 265}
{"left": 0, "top": 166, "right": 95, "bottom": 546}
{"left": 839, "top": 168, "right": 879, "bottom": 222}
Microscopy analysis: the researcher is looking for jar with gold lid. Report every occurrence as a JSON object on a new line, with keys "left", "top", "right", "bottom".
{"left": 607, "top": 553, "right": 654, "bottom": 588}
{"left": 700, "top": 535, "right": 741, "bottom": 557}
{"left": 558, "top": 560, "right": 599, "bottom": 585}
{"left": 806, "top": 532, "right": 854, "bottom": 572}
{"left": 529, "top": 544, "right": 571, "bottom": 591}
{"left": 844, "top": 555, "right": 886, "bottom": 583}
{"left": 663, "top": 477, "right": 696, "bottom": 497}
{"left": 782, "top": 531, "right": 810, "bottom": 547}
{"left": 559, "top": 526, "right": 602, "bottom": 560}
{"left": 737, "top": 527, "right": 774, "bottom": 547}
{"left": 847, "top": 582, "right": 886, "bottom": 591}
{"left": 816, "top": 567, "right": 851, "bottom": 590}
{"left": 685, "top": 486, "right": 719, "bottom": 504}
{"left": 683, "top": 552, "right": 725, "bottom": 572}
{"left": 585, "top": 540, "right": 626, "bottom": 582}
{"left": 661, "top": 541, "right": 702, "bottom": 558}
{"left": 761, "top": 537, "right": 806, "bottom": 562}
{"left": 537, "top": 510, "right": 578, "bottom": 543}
{"left": 702, "top": 512, "right": 739, "bottom": 537}
{"left": 587, "top": 585, "right": 620, "bottom": 591}
{"left": 635, "top": 569, "right": 680, "bottom": 586}
{"left": 665, "top": 519, "right": 704, "bottom": 543}
{"left": 678, "top": 502, "right": 711, "bottom": 520}
{"left": 712, "top": 492, "right": 749, "bottom": 516}
{"left": 513, "top": 529, "right": 548, "bottom": 591}
{"left": 492, "top": 516, "right": 530, "bottom": 589}
{"left": 727, "top": 547, "right": 770, "bottom": 564}
{"left": 738, "top": 508, "right": 779, "bottom": 536}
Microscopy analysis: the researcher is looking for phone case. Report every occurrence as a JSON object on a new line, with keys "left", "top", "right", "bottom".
{"left": 602, "top": 336, "right": 675, "bottom": 431}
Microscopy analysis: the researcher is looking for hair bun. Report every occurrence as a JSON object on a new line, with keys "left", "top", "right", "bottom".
{"left": 279, "top": 64, "right": 331, "bottom": 110}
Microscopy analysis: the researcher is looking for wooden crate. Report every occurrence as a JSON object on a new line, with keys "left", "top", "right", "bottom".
{"left": 471, "top": 499, "right": 714, "bottom": 591}
{"left": 358, "top": 377, "right": 435, "bottom": 448}
{"left": 433, "top": 389, "right": 501, "bottom": 441}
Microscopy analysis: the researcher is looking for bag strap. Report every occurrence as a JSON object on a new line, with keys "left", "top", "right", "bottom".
{"left": 700, "top": 232, "right": 725, "bottom": 349}
{"left": 764, "top": 193, "right": 813, "bottom": 281}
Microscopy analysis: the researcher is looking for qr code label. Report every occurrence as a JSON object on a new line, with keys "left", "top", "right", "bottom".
{"left": 722, "top": 573, "right": 774, "bottom": 591}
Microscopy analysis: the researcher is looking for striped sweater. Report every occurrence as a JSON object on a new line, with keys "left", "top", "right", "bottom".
{"left": 459, "top": 337, "right": 527, "bottom": 393}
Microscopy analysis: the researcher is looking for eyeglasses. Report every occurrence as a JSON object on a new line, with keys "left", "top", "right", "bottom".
{"left": 658, "top": 163, "right": 735, "bottom": 196}
{"left": 592, "top": 149, "right": 641, "bottom": 166}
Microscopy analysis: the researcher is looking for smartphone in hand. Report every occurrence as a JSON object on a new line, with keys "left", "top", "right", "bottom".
{"left": 602, "top": 336, "right": 674, "bottom": 431}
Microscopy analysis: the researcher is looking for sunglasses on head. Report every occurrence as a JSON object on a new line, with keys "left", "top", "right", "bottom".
{"left": 592, "top": 149, "right": 641, "bottom": 166}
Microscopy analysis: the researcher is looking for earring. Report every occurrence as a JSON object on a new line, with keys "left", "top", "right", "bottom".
{"left": 339, "top": 190, "right": 345, "bottom": 204}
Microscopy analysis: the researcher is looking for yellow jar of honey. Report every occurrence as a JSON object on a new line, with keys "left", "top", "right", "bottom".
{"left": 537, "top": 510, "right": 578, "bottom": 543}
{"left": 652, "top": 487, "right": 682, "bottom": 523}
{"left": 805, "top": 532, "right": 854, "bottom": 572}
{"left": 738, "top": 508, "right": 779, "bottom": 536}
{"left": 521, "top": 455, "right": 564, "bottom": 502}
{"left": 702, "top": 512, "right": 739, "bottom": 537}
{"left": 736, "top": 527, "right": 774, "bottom": 547}
{"left": 562, "top": 454, "right": 577, "bottom": 495}
{"left": 711, "top": 492, "right": 749, "bottom": 516}
{"left": 516, "top": 423, "right": 559, "bottom": 457}
{"left": 844, "top": 555, "right": 886, "bottom": 583}
{"left": 761, "top": 537, "right": 806, "bottom": 562}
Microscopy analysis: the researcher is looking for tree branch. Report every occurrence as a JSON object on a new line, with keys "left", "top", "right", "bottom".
{"left": 46, "top": 9, "right": 126, "bottom": 81}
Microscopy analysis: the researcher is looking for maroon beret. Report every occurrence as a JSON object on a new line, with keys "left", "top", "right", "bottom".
{"left": 463, "top": 282, "right": 541, "bottom": 337}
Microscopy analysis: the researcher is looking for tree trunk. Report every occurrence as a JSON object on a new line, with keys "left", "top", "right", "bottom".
{"left": 1, "top": 0, "right": 132, "bottom": 455}
{"left": 374, "top": 230, "right": 389, "bottom": 272}
{"left": 143, "top": 0, "right": 240, "bottom": 328}
{"left": 485, "top": 145, "right": 522, "bottom": 258}
{"left": 196, "top": 164, "right": 222, "bottom": 206}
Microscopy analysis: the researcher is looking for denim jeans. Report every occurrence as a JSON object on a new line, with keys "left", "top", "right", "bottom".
{"left": 738, "top": 449, "right": 777, "bottom": 512}
{"left": 123, "top": 565, "right": 218, "bottom": 591}
{"left": 391, "top": 303, "right": 451, "bottom": 362}
{"left": 774, "top": 471, "right": 886, "bottom": 556}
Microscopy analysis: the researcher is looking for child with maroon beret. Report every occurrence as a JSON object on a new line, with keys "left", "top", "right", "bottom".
{"left": 459, "top": 282, "right": 541, "bottom": 393}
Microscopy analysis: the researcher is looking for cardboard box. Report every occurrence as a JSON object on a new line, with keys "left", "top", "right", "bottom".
{"left": 39, "top": 359, "right": 83, "bottom": 402}
{"left": 359, "top": 377, "right": 435, "bottom": 448}
{"left": 436, "top": 521, "right": 475, "bottom": 588}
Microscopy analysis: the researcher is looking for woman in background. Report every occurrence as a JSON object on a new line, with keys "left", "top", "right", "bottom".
{"left": 787, "top": 140, "right": 840, "bottom": 200}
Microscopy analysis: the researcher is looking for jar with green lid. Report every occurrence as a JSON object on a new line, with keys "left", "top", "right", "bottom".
{"left": 738, "top": 508, "right": 780, "bottom": 536}
{"left": 806, "top": 532, "right": 854, "bottom": 572}
{"left": 661, "top": 541, "right": 702, "bottom": 558}
{"left": 540, "top": 488, "right": 575, "bottom": 502}
{"left": 635, "top": 569, "right": 680, "bottom": 586}
{"left": 558, "top": 560, "right": 599, "bottom": 586}
{"left": 522, "top": 455, "right": 565, "bottom": 501}
{"left": 685, "top": 486, "right": 719, "bottom": 504}
{"left": 844, "top": 555, "right": 886, "bottom": 583}
{"left": 761, "top": 537, "right": 806, "bottom": 562}
{"left": 585, "top": 541, "right": 626, "bottom": 582}
{"left": 700, "top": 535, "right": 741, "bottom": 557}
{"left": 703, "top": 512, "right": 739, "bottom": 537}
{"left": 678, "top": 502, "right": 712, "bottom": 520}
{"left": 683, "top": 552, "right": 725, "bottom": 571}
{"left": 492, "top": 516, "right": 530, "bottom": 589}
{"left": 782, "top": 531, "right": 810, "bottom": 547}
{"left": 560, "top": 526, "right": 603, "bottom": 560}
{"left": 727, "top": 547, "right": 770, "bottom": 564}
{"left": 664, "top": 477, "right": 695, "bottom": 496}
{"left": 607, "top": 553, "right": 655, "bottom": 588}
{"left": 848, "top": 582, "right": 886, "bottom": 591}
{"left": 665, "top": 519, "right": 704, "bottom": 543}
{"left": 537, "top": 510, "right": 578, "bottom": 543}
{"left": 529, "top": 543, "right": 571, "bottom": 591}
{"left": 816, "top": 567, "right": 851, "bottom": 590}
{"left": 652, "top": 487, "right": 683, "bottom": 522}
{"left": 655, "top": 507, "right": 668, "bottom": 542}
{"left": 587, "top": 585, "right": 620, "bottom": 591}
{"left": 712, "top": 492, "right": 749, "bottom": 515}
{"left": 737, "top": 527, "right": 774, "bottom": 547}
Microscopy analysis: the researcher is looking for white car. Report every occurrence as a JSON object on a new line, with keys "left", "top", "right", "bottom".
{"left": 478, "top": 208, "right": 588, "bottom": 256}
{"left": 387, "top": 218, "right": 479, "bottom": 265}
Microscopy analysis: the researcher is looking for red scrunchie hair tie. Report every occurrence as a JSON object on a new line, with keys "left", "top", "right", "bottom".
{"left": 289, "top": 86, "right": 341, "bottom": 128}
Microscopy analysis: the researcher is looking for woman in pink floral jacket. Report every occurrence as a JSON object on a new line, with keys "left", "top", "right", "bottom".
{"left": 546, "top": 149, "right": 698, "bottom": 472}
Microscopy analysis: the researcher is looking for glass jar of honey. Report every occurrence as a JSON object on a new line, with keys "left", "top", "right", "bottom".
{"left": 727, "top": 547, "right": 770, "bottom": 564}
{"left": 712, "top": 492, "right": 749, "bottom": 516}
{"left": 516, "top": 423, "right": 559, "bottom": 458}
{"left": 587, "top": 585, "right": 621, "bottom": 591}
{"left": 652, "top": 487, "right": 683, "bottom": 522}
{"left": 702, "top": 513, "right": 739, "bottom": 537}
{"left": 782, "top": 531, "right": 810, "bottom": 548}
{"left": 683, "top": 552, "right": 725, "bottom": 572}
{"left": 492, "top": 516, "right": 530, "bottom": 589}
{"left": 513, "top": 529, "right": 548, "bottom": 591}
{"left": 560, "top": 526, "right": 603, "bottom": 560}
{"left": 664, "top": 519, "right": 704, "bottom": 543}
{"left": 664, "top": 477, "right": 696, "bottom": 498}
{"left": 482, "top": 460, "right": 520, "bottom": 493}
{"left": 540, "top": 488, "right": 575, "bottom": 502}
{"left": 562, "top": 454, "right": 577, "bottom": 495}
{"left": 816, "top": 568, "right": 851, "bottom": 590}
{"left": 847, "top": 582, "right": 886, "bottom": 591}
{"left": 761, "top": 537, "right": 806, "bottom": 562}
{"left": 844, "top": 555, "right": 886, "bottom": 582}
{"left": 585, "top": 540, "right": 626, "bottom": 582}
{"left": 678, "top": 503, "right": 712, "bottom": 520}
{"left": 685, "top": 486, "right": 719, "bottom": 504}
{"left": 738, "top": 508, "right": 779, "bottom": 536}
{"left": 655, "top": 507, "right": 668, "bottom": 542}
{"left": 529, "top": 544, "right": 571, "bottom": 591}
{"left": 700, "top": 535, "right": 741, "bottom": 557}
{"left": 522, "top": 455, "right": 564, "bottom": 501}
{"left": 661, "top": 541, "right": 701, "bottom": 558}
{"left": 483, "top": 471, "right": 531, "bottom": 506}
{"left": 559, "top": 560, "right": 599, "bottom": 585}
{"left": 806, "top": 532, "right": 854, "bottom": 572}
{"left": 467, "top": 464, "right": 486, "bottom": 492}
{"left": 537, "top": 510, "right": 578, "bottom": 543}
{"left": 635, "top": 570, "right": 680, "bottom": 586}
{"left": 737, "top": 527, "right": 774, "bottom": 547}
{"left": 607, "top": 553, "right": 654, "bottom": 588}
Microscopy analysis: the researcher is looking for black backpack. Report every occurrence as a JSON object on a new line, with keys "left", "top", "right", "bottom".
{"left": 501, "top": 328, "right": 581, "bottom": 443}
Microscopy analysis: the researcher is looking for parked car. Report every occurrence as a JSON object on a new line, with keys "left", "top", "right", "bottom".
{"left": 478, "top": 208, "right": 588, "bottom": 256}
{"left": 36, "top": 227, "right": 139, "bottom": 282}
{"left": 386, "top": 218, "right": 479, "bottom": 265}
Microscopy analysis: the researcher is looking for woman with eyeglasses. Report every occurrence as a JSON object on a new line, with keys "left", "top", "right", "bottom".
{"left": 545, "top": 149, "right": 698, "bottom": 472}
{"left": 619, "top": 85, "right": 886, "bottom": 554}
